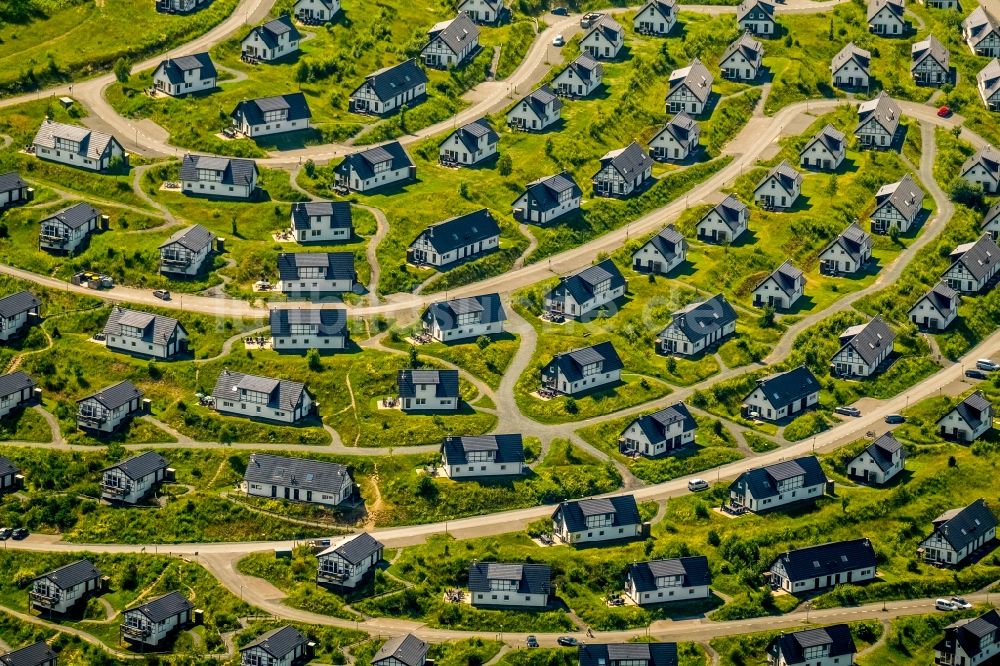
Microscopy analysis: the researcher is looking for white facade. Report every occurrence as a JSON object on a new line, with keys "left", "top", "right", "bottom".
{"left": 632, "top": 239, "right": 685, "bottom": 275}
{"left": 105, "top": 324, "right": 188, "bottom": 360}
{"left": 242, "top": 23, "right": 300, "bottom": 62}
{"left": 457, "top": 0, "right": 504, "bottom": 23}
{"left": 317, "top": 537, "right": 383, "bottom": 588}
{"left": 31, "top": 574, "right": 99, "bottom": 615}
{"left": 552, "top": 62, "right": 602, "bottom": 98}
{"left": 152, "top": 59, "right": 216, "bottom": 97}
{"left": 424, "top": 317, "right": 502, "bottom": 342}
{"left": 908, "top": 290, "right": 958, "bottom": 330}
{"left": 625, "top": 576, "right": 708, "bottom": 605}
{"left": 752, "top": 274, "right": 803, "bottom": 310}
{"left": 0, "top": 311, "right": 34, "bottom": 342}
{"left": 39, "top": 210, "right": 98, "bottom": 254}
{"left": 422, "top": 16, "right": 479, "bottom": 69}
{"left": 832, "top": 53, "right": 870, "bottom": 88}
{"left": 800, "top": 137, "right": 845, "bottom": 170}
{"left": 506, "top": 93, "right": 561, "bottom": 131}
{"left": 848, "top": 446, "right": 904, "bottom": 485}
{"left": 634, "top": 1, "right": 676, "bottom": 35}
{"left": 294, "top": 0, "right": 340, "bottom": 21}
{"left": 619, "top": 418, "right": 694, "bottom": 458}
{"left": 696, "top": 203, "right": 748, "bottom": 243}
{"left": 400, "top": 384, "right": 457, "bottom": 411}
{"left": 122, "top": 605, "right": 189, "bottom": 647}
{"left": 33, "top": 125, "right": 125, "bottom": 172}
{"left": 869, "top": 3, "right": 906, "bottom": 35}
{"left": 77, "top": 395, "right": 141, "bottom": 434}
{"left": 743, "top": 385, "right": 818, "bottom": 422}
{"left": 439, "top": 129, "right": 497, "bottom": 165}
{"left": 215, "top": 388, "right": 313, "bottom": 424}
{"left": 233, "top": 111, "right": 310, "bottom": 138}
{"left": 244, "top": 474, "right": 351, "bottom": 506}
{"left": 769, "top": 556, "right": 875, "bottom": 594}
{"left": 553, "top": 514, "right": 641, "bottom": 545}
{"left": 441, "top": 456, "right": 523, "bottom": 478}
{"left": 731, "top": 476, "right": 825, "bottom": 513}
{"left": 580, "top": 19, "right": 623, "bottom": 60}
{"left": 920, "top": 523, "right": 996, "bottom": 565}
{"left": 102, "top": 466, "right": 164, "bottom": 504}
{"left": 754, "top": 169, "right": 801, "bottom": 209}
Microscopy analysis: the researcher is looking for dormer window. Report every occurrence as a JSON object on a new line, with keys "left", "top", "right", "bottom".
{"left": 584, "top": 513, "right": 612, "bottom": 528}
{"left": 54, "top": 137, "right": 80, "bottom": 152}
{"left": 121, "top": 324, "right": 144, "bottom": 339}
{"left": 263, "top": 109, "right": 287, "bottom": 123}
{"left": 240, "top": 389, "right": 269, "bottom": 405}
{"left": 489, "top": 578, "right": 518, "bottom": 591}
{"left": 594, "top": 278, "right": 611, "bottom": 293}
{"left": 777, "top": 475, "right": 804, "bottom": 492}
{"left": 290, "top": 323, "right": 315, "bottom": 335}
{"left": 466, "top": 450, "right": 495, "bottom": 463}
{"left": 802, "top": 645, "right": 830, "bottom": 660}
{"left": 457, "top": 312, "right": 479, "bottom": 326}
{"left": 198, "top": 168, "right": 222, "bottom": 182}
{"left": 373, "top": 160, "right": 391, "bottom": 174}
{"left": 582, "top": 362, "right": 602, "bottom": 377}
{"left": 298, "top": 266, "right": 325, "bottom": 279}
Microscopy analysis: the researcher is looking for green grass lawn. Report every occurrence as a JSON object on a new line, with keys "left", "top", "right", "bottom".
{"left": 711, "top": 621, "right": 883, "bottom": 665}
{"left": 382, "top": 328, "right": 521, "bottom": 390}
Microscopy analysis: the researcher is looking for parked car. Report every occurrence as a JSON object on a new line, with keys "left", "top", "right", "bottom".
{"left": 937, "top": 106, "right": 952, "bottom": 118}
{"left": 551, "top": 6, "right": 568, "bottom": 14}
{"left": 0, "top": 527, "right": 10, "bottom": 540}
{"left": 966, "top": 369, "right": 988, "bottom": 380}
{"left": 977, "top": 359, "right": 1000, "bottom": 371}
{"left": 951, "top": 596, "right": 973, "bottom": 609}
{"left": 835, "top": 406, "right": 861, "bottom": 417}
{"left": 11, "top": 528, "right": 28, "bottom": 540}
{"left": 884, "top": 414, "right": 905, "bottom": 424}
{"left": 936, "top": 598, "right": 959, "bottom": 611}
{"left": 557, "top": 637, "right": 581, "bottom": 647}
{"left": 688, "top": 478, "right": 709, "bottom": 492}
{"left": 552, "top": 34, "right": 565, "bottom": 46}
{"left": 153, "top": 289, "right": 171, "bottom": 301}
{"left": 527, "top": 636, "right": 539, "bottom": 648}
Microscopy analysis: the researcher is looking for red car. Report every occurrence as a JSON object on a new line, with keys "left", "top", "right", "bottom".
{"left": 937, "top": 106, "right": 951, "bottom": 118}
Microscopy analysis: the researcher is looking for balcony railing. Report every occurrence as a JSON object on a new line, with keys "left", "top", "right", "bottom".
{"left": 317, "top": 569, "right": 349, "bottom": 583}
{"left": 161, "top": 255, "right": 193, "bottom": 267}
{"left": 78, "top": 413, "right": 108, "bottom": 427}
{"left": 101, "top": 484, "right": 129, "bottom": 496}
{"left": 122, "top": 624, "right": 152, "bottom": 638}
{"left": 29, "top": 591, "right": 60, "bottom": 607}
{"left": 40, "top": 234, "right": 69, "bottom": 245}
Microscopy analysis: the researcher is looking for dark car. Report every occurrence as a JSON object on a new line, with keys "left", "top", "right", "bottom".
{"left": 527, "top": 636, "right": 539, "bottom": 648}
{"left": 966, "top": 369, "right": 988, "bottom": 380}
{"left": 0, "top": 528, "right": 10, "bottom": 540}
{"left": 11, "top": 528, "right": 28, "bottom": 540}
{"left": 557, "top": 637, "right": 581, "bottom": 647}
{"left": 153, "top": 289, "right": 171, "bottom": 300}
{"left": 551, "top": 6, "right": 568, "bottom": 14}
{"left": 835, "top": 406, "right": 861, "bottom": 417}
{"left": 884, "top": 414, "right": 906, "bottom": 424}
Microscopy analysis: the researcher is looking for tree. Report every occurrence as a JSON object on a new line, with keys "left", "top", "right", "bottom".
{"left": 295, "top": 61, "right": 310, "bottom": 84}
{"left": 476, "top": 335, "right": 491, "bottom": 350}
{"left": 758, "top": 304, "right": 776, "bottom": 329}
{"left": 113, "top": 58, "right": 131, "bottom": 84}
{"left": 408, "top": 345, "right": 420, "bottom": 368}
{"left": 951, "top": 179, "right": 986, "bottom": 210}
{"left": 497, "top": 153, "right": 513, "bottom": 176}
{"left": 306, "top": 348, "right": 323, "bottom": 372}
{"left": 303, "top": 159, "right": 316, "bottom": 178}
{"left": 565, "top": 397, "right": 579, "bottom": 414}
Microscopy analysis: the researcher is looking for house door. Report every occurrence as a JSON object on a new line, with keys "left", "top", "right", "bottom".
{"left": 649, "top": 260, "right": 661, "bottom": 272}
{"left": 284, "top": 487, "right": 290, "bottom": 499}
{"left": 271, "top": 486, "right": 277, "bottom": 497}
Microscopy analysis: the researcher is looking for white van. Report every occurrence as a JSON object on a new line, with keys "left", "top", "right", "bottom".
{"left": 688, "top": 479, "right": 709, "bottom": 492}
{"left": 976, "top": 359, "right": 1000, "bottom": 371}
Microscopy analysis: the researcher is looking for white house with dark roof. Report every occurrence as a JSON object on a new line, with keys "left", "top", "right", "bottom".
{"left": 349, "top": 60, "right": 428, "bottom": 115}
{"left": 656, "top": 293, "right": 737, "bottom": 357}
{"left": 397, "top": 369, "right": 460, "bottom": 411}
{"left": 831, "top": 42, "right": 871, "bottom": 89}
{"left": 696, "top": 194, "right": 748, "bottom": 243}
{"left": 938, "top": 391, "right": 994, "bottom": 442}
{"left": 407, "top": 209, "right": 500, "bottom": 268}
{"left": 543, "top": 259, "right": 627, "bottom": 319}
{"left": 240, "top": 626, "right": 311, "bottom": 666}
{"left": 269, "top": 308, "right": 349, "bottom": 351}
{"left": 935, "top": 610, "right": 1000, "bottom": 666}
{"left": 0, "top": 292, "right": 41, "bottom": 342}
{"left": 77, "top": 381, "right": 143, "bottom": 434}
{"left": 831, "top": 316, "right": 895, "bottom": 377}
{"left": 961, "top": 144, "right": 1000, "bottom": 194}
{"left": 912, "top": 35, "right": 950, "bottom": 85}
{"left": 920, "top": 499, "right": 997, "bottom": 565}
{"left": 372, "top": 634, "right": 428, "bottom": 666}
{"left": 422, "top": 13, "right": 479, "bottom": 69}
{"left": 507, "top": 86, "right": 562, "bottom": 131}
{"left": 619, "top": 402, "right": 696, "bottom": 457}
{"left": 152, "top": 53, "right": 216, "bottom": 96}
{"left": 943, "top": 233, "right": 1000, "bottom": 293}
{"left": 317, "top": 532, "right": 384, "bottom": 588}
{"left": 294, "top": 0, "right": 340, "bottom": 22}
{"left": 121, "top": 591, "right": 192, "bottom": 647}
{"left": 871, "top": 174, "right": 924, "bottom": 234}
{"left": 754, "top": 160, "right": 802, "bottom": 209}
{"left": 277, "top": 252, "right": 356, "bottom": 294}
{"left": 909, "top": 281, "right": 960, "bottom": 330}
{"left": 39, "top": 203, "right": 101, "bottom": 254}
{"left": 242, "top": 15, "right": 300, "bottom": 62}
{"left": 855, "top": 91, "right": 901, "bottom": 149}
{"left": 441, "top": 434, "right": 524, "bottom": 478}
{"left": 0, "top": 455, "right": 19, "bottom": 493}
{"left": 103, "top": 307, "right": 189, "bottom": 360}
{"left": 512, "top": 171, "right": 582, "bottom": 223}
{"left": 634, "top": 0, "right": 677, "bottom": 35}
{"left": 421, "top": 293, "right": 506, "bottom": 342}
{"left": 180, "top": 154, "right": 259, "bottom": 200}
{"left": 0, "top": 372, "right": 35, "bottom": 422}
{"left": 158, "top": 0, "right": 210, "bottom": 11}
{"left": 633, "top": 224, "right": 687, "bottom": 274}
{"left": 579, "top": 644, "right": 678, "bottom": 666}
{"left": 868, "top": 0, "right": 907, "bottom": 35}
{"left": 742, "top": 366, "right": 820, "bottom": 422}
{"left": 964, "top": 7, "right": 1000, "bottom": 57}
{"left": 32, "top": 119, "right": 126, "bottom": 172}
{"left": 243, "top": 453, "right": 353, "bottom": 506}
{"left": 737, "top": 0, "right": 776, "bottom": 35}
{"left": 771, "top": 538, "right": 877, "bottom": 594}
{"left": 984, "top": 203, "right": 1000, "bottom": 240}
{"left": 665, "top": 59, "right": 713, "bottom": 115}
{"left": 231, "top": 93, "right": 311, "bottom": 138}
{"left": 458, "top": 0, "right": 504, "bottom": 23}
{"left": 729, "top": 454, "right": 827, "bottom": 512}
{"left": 439, "top": 119, "right": 499, "bottom": 166}
{"left": 30, "top": 559, "right": 102, "bottom": 615}
{"left": 290, "top": 201, "right": 352, "bottom": 243}
{"left": 0, "top": 641, "right": 57, "bottom": 666}
{"left": 552, "top": 54, "right": 603, "bottom": 98}
{"left": 469, "top": 562, "right": 551, "bottom": 607}
{"left": 720, "top": 33, "right": 763, "bottom": 81}
{"left": 800, "top": 124, "right": 846, "bottom": 171}
{"left": 159, "top": 224, "right": 215, "bottom": 276}
{"left": 625, "top": 556, "right": 709, "bottom": 604}
{"left": 541, "top": 341, "right": 623, "bottom": 396}
{"left": 847, "top": 432, "right": 905, "bottom": 484}
{"left": 581, "top": 14, "right": 624, "bottom": 60}
{"left": 213, "top": 370, "right": 314, "bottom": 424}
{"left": 0, "top": 172, "right": 29, "bottom": 210}
{"left": 552, "top": 495, "right": 642, "bottom": 544}
{"left": 593, "top": 142, "right": 653, "bottom": 198}
{"left": 101, "top": 451, "right": 168, "bottom": 504}
{"left": 752, "top": 260, "right": 804, "bottom": 310}
{"left": 768, "top": 625, "right": 857, "bottom": 666}
{"left": 650, "top": 112, "right": 699, "bottom": 162}
{"left": 334, "top": 141, "right": 414, "bottom": 192}
{"left": 819, "top": 222, "right": 872, "bottom": 275}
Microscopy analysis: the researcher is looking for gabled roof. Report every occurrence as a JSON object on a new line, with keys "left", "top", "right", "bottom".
{"left": 964, "top": 6, "right": 1000, "bottom": 46}
{"left": 553, "top": 495, "right": 641, "bottom": 532}
{"left": 548, "top": 259, "right": 626, "bottom": 305}
{"left": 849, "top": 432, "right": 904, "bottom": 473}
{"left": 232, "top": 93, "right": 311, "bottom": 125}
{"left": 159, "top": 224, "right": 215, "bottom": 253}
{"left": 929, "top": 498, "right": 998, "bottom": 551}
{"left": 427, "top": 13, "right": 479, "bottom": 55}
{"left": 511, "top": 85, "right": 563, "bottom": 119}
{"left": 277, "top": 252, "right": 356, "bottom": 282}
{"left": 543, "top": 341, "right": 624, "bottom": 383}
{"left": 824, "top": 221, "right": 870, "bottom": 261}
{"left": 911, "top": 34, "right": 949, "bottom": 71}
{"left": 874, "top": 173, "right": 924, "bottom": 222}
{"left": 516, "top": 171, "right": 582, "bottom": 212}
{"left": 559, "top": 53, "right": 603, "bottom": 83}
{"left": 0, "top": 171, "right": 26, "bottom": 193}
{"left": 962, "top": 144, "right": 1000, "bottom": 181}
{"left": 412, "top": 209, "right": 500, "bottom": 254}
{"left": 335, "top": 141, "right": 414, "bottom": 180}
{"left": 747, "top": 366, "right": 820, "bottom": 410}
{"left": 459, "top": 0, "right": 503, "bottom": 11}
{"left": 653, "top": 111, "right": 699, "bottom": 149}
{"left": 397, "top": 369, "right": 460, "bottom": 399}
{"left": 721, "top": 33, "right": 763, "bottom": 66}
{"left": 246, "top": 15, "right": 300, "bottom": 48}
{"left": 32, "top": 119, "right": 120, "bottom": 160}
{"left": 979, "top": 59, "right": 1000, "bottom": 99}
{"left": 638, "top": 0, "right": 676, "bottom": 20}
{"left": 180, "top": 154, "right": 258, "bottom": 187}
{"left": 758, "top": 259, "right": 803, "bottom": 296}
{"left": 642, "top": 224, "right": 688, "bottom": 263}
{"left": 580, "top": 644, "right": 678, "bottom": 666}
{"left": 43, "top": 202, "right": 101, "bottom": 230}
{"left": 867, "top": 0, "right": 904, "bottom": 21}
{"left": 938, "top": 610, "right": 1000, "bottom": 658}
{"left": 731, "top": 454, "right": 826, "bottom": 499}
{"left": 0, "top": 641, "right": 57, "bottom": 666}
{"left": 422, "top": 293, "right": 506, "bottom": 331}
{"left": 318, "top": 532, "right": 384, "bottom": 565}
{"left": 769, "top": 625, "right": 857, "bottom": 664}
{"left": 0, "top": 454, "right": 16, "bottom": 480}
{"left": 241, "top": 626, "right": 309, "bottom": 659}
{"left": 667, "top": 58, "right": 713, "bottom": 103}
{"left": 757, "top": 160, "right": 801, "bottom": 195}
{"left": 0, "top": 291, "right": 40, "bottom": 319}
{"left": 244, "top": 453, "right": 351, "bottom": 494}
{"left": 661, "top": 293, "right": 736, "bottom": 345}
{"left": 213, "top": 370, "right": 310, "bottom": 412}
{"left": 79, "top": 380, "right": 142, "bottom": 411}
{"left": 627, "top": 556, "right": 709, "bottom": 592}
{"left": 856, "top": 91, "right": 901, "bottom": 136}
{"left": 598, "top": 142, "right": 653, "bottom": 181}
{"left": 125, "top": 590, "right": 192, "bottom": 623}
{"left": 987, "top": 201, "right": 1000, "bottom": 228}
{"left": 373, "top": 634, "right": 427, "bottom": 666}
{"left": 103, "top": 451, "right": 168, "bottom": 480}
{"left": 803, "top": 124, "right": 846, "bottom": 157}
{"left": 103, "top": 307, "right": 186, "bottom": 346}
{"left": 831, "top": 42, "right": 871, "bottom": 73}
{"left": 836, "top": 315, "right": 895, "bottom": 366}
{"left": 700, "top": 194, "right": 747, "bottom": 232}
{"left": 584, "top": 14, "right": 623, "bottom": 43}
{"left": 947, "top": 233, "right": 1000, "bottom": 282}
{"left": 938, "top": 390, "right": 993, "bottom": 434}
{"left": 34, "top": 559, "right": 101, "bottom": 590}
{"left": 737, "top": 0, "right": 775, "bottom": 21}
{"left": 442, "top": 434, "right": 524, "bottom": 466}
{"left": 0, "top": 371, "right": 33, "bottom": 400}
{"left": 291, "top": 201, "right": 352, "bottom": 231}
{"left": 156, "top": 52, "right": 216, "bottom": 84}
{"left": 444, "top": 118, "right": 499, "bottom": 154}
{"left": 269, "top": 308, "right": 348, "bottom": 337}
{"left": 913, "top": 280, "right": 959, "bottom": 316}
{"left": 468, "top": 561, "right": 551, "bottom": 594}
{"left": 772, "top": 538, "right": 877, "bottom": 582}
{"left": 625, "top": 402, "right": 697, "bottom": 443}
